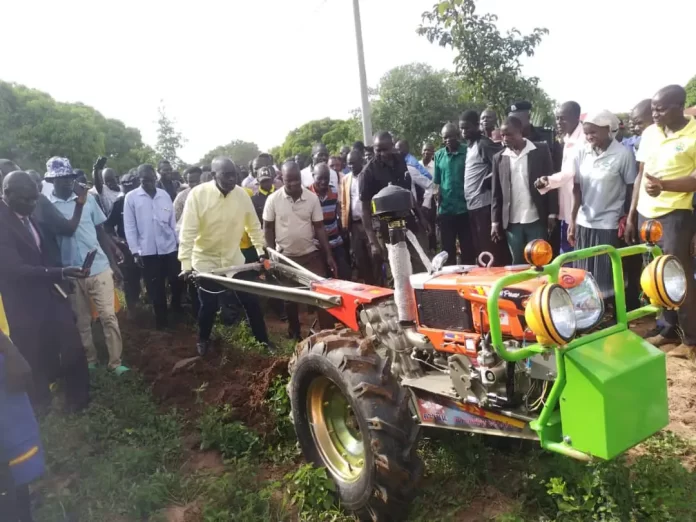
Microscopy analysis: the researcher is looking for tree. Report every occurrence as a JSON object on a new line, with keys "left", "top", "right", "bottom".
{"left": 418, "top": 0, "right": 553, "bottom": 123}
{"left": 198, "top": 140, "right": 261, "bottom": 167}
{"left": 155, "top": 104, "right": 185, "bottom": 167}
{"left": 0, "top": 80, "right": 153, "bottom": 174}
{"left": 686, "top": 75, "right": 696, "bottom": 108}
{"left": 371, "top": 63, "right": 469, "bottom": 149}
{"left": 273, "top": 118, "right": 361, "bottom": 162}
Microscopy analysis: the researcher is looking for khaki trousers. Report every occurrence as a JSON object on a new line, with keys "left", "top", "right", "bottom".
{"left": 69, "top": 269, "right": 123, "bottom": 369}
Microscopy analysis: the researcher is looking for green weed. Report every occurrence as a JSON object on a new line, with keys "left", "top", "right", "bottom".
{"left": 284, "top": 464, "right": 339, "bottom": 518}
{"left": 198, "top": 404, "right": 261, "bottom": 458}
{"left": 35, "top": 369, "right": 185, "bottom": 521}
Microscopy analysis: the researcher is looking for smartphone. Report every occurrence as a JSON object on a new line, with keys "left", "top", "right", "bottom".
{"left": 82, "top": 249, "right": 98, "bottom": 274}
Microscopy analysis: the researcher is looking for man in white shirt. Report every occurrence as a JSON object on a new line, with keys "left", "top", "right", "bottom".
{"left": 300, "top": 143, "right": 340, "bottom": 197}
{"left": 491, "top": 117, "right": 558, "bottom": 264}
{"left": 534, "top": 101, "right": 585, "bottom": 253}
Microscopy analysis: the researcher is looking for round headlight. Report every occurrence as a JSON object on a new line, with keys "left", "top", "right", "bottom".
{"left": 524, "top": 283, "right": 577, "bottom": 346}
{"left": 567, "top": 273, "right": 604, "bottom": 331}
{"left": 640, "top": 255, "right": 687, "bottom": 309}
{"left": 663, "top": 257, "right": 687, "bottom": 304}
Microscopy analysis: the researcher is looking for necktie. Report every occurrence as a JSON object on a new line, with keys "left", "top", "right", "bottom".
{"left": 21, "top": 217, "right": 38, "bottom": 248}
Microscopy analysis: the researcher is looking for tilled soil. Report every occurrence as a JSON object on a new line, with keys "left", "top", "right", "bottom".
{"left": 121, "top": 314, "right": 290, "bottom": 434}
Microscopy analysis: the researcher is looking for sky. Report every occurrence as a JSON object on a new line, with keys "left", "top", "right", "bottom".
{"left": 3, "top": 0, "right": 695, "bottom": 163}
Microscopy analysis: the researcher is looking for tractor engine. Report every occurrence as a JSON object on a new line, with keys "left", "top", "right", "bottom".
{"left": 369, "top": 185, "right": 603, "bottom": 413}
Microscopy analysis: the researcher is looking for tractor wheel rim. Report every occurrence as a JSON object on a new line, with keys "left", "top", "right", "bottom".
{"left": 307, "top": 376, "right": 364, "bottom": 483}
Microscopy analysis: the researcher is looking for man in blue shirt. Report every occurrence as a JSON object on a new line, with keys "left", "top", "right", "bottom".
{"left": 124, "top": 164, "right": 180, "bottom": 329}
{"left": 46, "top": 157, "right": 128, "bottom": 375}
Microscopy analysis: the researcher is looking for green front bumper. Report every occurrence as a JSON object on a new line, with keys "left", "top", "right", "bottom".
{"left": 559, "top": 329, "right": 669, "bottom": 460}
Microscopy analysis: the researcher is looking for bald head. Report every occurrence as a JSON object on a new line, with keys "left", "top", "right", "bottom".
{"left": 442, "top": 122, "right": 460, "bottom": 150}
{"left": 313, "top": 162, "right": 330, "bottom": 177}
{"left": 282, "top": 160, "right": 302, "bottom": 198}
{"left": 653, "top": 85, "right": 686, "bottom": 108}
{"left": 2, "top": 171, "right": 39, "bottom": 216}
{"left": 652, "top": 85, "right": 688, "bottom": 129}
{"left": 395, "top": 140, "right": 410, "bottom": 157}
{"left": 211, "top": 156, "right": 238, "bottom": 193}
{"left": 102, "top": 167, "right": 119, "bottom": 191}
{"left": 555, "top": 101, "right": 581, "bottom": 135}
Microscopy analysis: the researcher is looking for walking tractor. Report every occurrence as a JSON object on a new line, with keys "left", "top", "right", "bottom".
{"left": 198, "top": 186, "right": 687, "bottom": 521}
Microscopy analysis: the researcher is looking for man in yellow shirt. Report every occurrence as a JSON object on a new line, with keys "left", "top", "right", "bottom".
{"left": 626, "top": 85, "right": 696, "bottom": 362}
{"left": 179, "top": 157, "right": 270, "bottom": 355}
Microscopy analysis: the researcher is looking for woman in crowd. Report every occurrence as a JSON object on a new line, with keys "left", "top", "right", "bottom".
{"left": 567, "top": 110, "right": 637, "bottom": 299}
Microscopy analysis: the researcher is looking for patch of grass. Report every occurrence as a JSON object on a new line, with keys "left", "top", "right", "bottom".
{"left": 283, "top": 464, "right": 354, "bottom": 522}
{"left": 36, "top": 369, "right": 185, "bottom": 521}
{"left": 198, "top": 404, "right": 261, "bottom": 459}
{"left": 214, "top": 320, "right": 268, "bottom": 355}
{"left": 263, "top": 375, "right": 300, "bottom": 463}
{"left": 199, "top": 459, "right": 287, "bottom": 522}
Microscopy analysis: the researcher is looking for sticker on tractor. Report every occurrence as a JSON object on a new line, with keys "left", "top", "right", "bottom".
{"left": 416, "top": 393, "right": 525, "bottom": 432}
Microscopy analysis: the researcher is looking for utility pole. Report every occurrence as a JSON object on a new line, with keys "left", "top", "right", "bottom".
{"left": 352, "top": 0, "right": 372, "bottom": 144}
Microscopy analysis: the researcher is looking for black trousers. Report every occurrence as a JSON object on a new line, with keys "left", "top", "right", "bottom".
{"left": 115, "top": 241, "right": 141, "bottom": 311}
{"left": 639, "top": 210, "right": 696, "bottom": 344}
{"left": 0, "top": 463, "right": 32, "bottom": 522}
{"left": 197, "top": 271, "right": 269, "bottom": 345}
{"left": 439, "top": 212, "right": 474, "bottom": 265}
{"left": 141, "top": 252, "right": 182, "bottom": 328}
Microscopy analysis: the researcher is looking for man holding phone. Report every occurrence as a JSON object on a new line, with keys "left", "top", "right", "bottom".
{"left": 0, "top": 170, "right": 90, "bottom": 412}
{"left": 45, "top": 157, "right": 129, "bottom": 375}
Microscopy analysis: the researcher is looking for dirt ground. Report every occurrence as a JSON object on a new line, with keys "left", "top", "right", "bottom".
{"left": 121, "top": 314, "right": 291, "bottom": 434}
{"left": 629, "top": 318, "right": 696, "bottom": 441}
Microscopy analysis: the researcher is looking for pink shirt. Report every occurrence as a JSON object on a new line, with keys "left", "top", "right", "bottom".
{"left": 537, "top": 123, "right": 586, "bottom": 223}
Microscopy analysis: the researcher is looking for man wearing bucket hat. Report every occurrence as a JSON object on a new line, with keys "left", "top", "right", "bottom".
{"left": 45, "top": 157, "right": 129, "bottom": 375}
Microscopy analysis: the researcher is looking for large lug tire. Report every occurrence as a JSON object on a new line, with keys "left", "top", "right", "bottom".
{"left": 288, "top": 328, "right": 423, "bottom": 521}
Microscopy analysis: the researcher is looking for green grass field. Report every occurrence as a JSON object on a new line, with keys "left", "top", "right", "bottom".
{"left": 34, "top": 320, "right": 696, "bottom": 522}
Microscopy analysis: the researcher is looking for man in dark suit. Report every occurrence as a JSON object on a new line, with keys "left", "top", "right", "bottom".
{"left": 0, "top": 171, "right": 90, "bottom": 412}
{"left": 491, "top": 117, "right": 558, "bottom": 264}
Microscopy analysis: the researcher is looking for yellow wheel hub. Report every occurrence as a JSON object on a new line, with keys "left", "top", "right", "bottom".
{"left": 307, "top": 376, "right": 364, "bottom": 483}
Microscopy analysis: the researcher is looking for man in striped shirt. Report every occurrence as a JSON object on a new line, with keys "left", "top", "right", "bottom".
{"left": 310, "top": 163, "right": 351, "bottom": 280}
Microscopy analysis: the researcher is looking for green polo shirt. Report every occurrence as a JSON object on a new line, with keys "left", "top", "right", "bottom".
{"left": 433, "top": 143, "right": 468, "bottom": 215}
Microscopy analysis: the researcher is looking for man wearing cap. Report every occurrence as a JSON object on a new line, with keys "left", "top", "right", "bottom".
{"left": 105, "top": 171, "right": 142, "bottom": 315}
{"left": 45, "top": 157, "right": 129, "bottom": 375}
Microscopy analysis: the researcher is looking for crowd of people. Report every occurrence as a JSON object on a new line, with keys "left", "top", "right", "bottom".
{"left": 1, "top": 82, "right": 695, "bottom": 520}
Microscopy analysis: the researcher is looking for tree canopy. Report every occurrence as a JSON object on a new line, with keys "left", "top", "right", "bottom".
{"left": 686, "top": 75, "right": 696, "bottom": 108}
{"left": 418, "top": 0, "right": 554, "bottom": 125}
{"left": 198, "top": 140, "right": 261, "bottom": 167}
{"left": 271, "top": 118, "right": 362, "bottom": 162}
{"left": 0, "top": 80, "right": 155, "bottom": 175}
{"left": 155, "top": 104, "right": 186, "bottom": 168}
{"left": 371, "top": 63, "right": 469, "bottom": 148}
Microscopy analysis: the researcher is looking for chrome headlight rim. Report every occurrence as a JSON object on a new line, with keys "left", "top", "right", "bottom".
{"left": 662, "top": 256, "right": 687, "bottom": 306}
{"left": 567, "top": 272, "right": 604, "bottom": 332}
{"left": 547, "top": 284, "right": 578, "bottom": 342}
